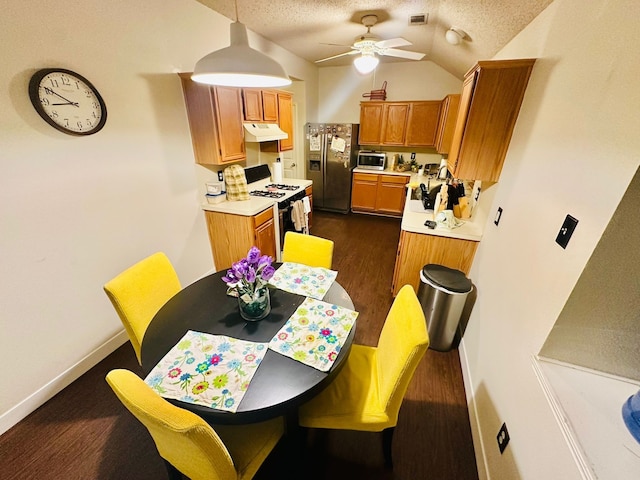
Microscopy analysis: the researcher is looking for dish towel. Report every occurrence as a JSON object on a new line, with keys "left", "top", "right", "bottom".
{"left": 224, "top": 165, "right": 250, "bottom": 201}
{"left": 291, "top": 200, "right": 306, "bottom": 233}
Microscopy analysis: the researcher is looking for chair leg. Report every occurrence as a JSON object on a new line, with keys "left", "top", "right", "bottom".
{"left": 164, "top": 459, "right": 183, "bottom": 480}
{"left": 382, "top": 427, "right": 395, "bottom": 469}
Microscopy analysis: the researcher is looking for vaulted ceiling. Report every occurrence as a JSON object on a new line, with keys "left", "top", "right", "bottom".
{"left": 194, "top": 0, "right": 552, "bottom": 78}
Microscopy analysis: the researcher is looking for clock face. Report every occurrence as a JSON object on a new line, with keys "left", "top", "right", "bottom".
{"left": 28, "top": 68, "right": 107, "bottom": 136}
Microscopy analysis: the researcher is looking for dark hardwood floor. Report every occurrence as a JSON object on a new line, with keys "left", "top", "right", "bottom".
{"left": 0, "top": 210, "right": 478, "bottom": 480}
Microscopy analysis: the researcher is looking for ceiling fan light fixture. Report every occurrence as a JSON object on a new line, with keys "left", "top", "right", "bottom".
{"left": 192, "top": 21, "right": 291, "bottom": 87}
{"left": 445, "top": 28, "right": 467, "bottom": 46}
{"left": 353, "top": 53, "right": 379, "bottom": 74}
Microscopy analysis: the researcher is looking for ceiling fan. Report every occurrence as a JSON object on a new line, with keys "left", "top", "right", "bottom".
{"left": 315, "top": 14, "right": 425, "bottom": 73}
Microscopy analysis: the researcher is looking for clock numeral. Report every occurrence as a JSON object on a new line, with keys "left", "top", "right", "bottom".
{"left": 43, "top": 87, "right": 55, "bottom": 96}
{"left": 77, "top": 121, "right": 83, "bottom": 130}
{"left": 86, "top": 119, "right": 93, "bottom": 126}
{"left": 40, "top": 97, "right": 50, "bottom": 106}
{"left": 50, "top": 110, "right": 59, "bottom": 118}
{"left": 60, "top": 75, "right": 71, "bottom": 86}
{"left": 74, "top": 80, "right": 81, "bottom": 90}
{"left": 92, "top": 102, "right": 100, "bottom": 109}
{"left": 49, "top": 78, "right": 59, "bottom": 88}
{"left": 63, "top": 118, "right": 69, "bottom": 127}
{"left": 84, "top": 89, "right": 93, "bottom": 98}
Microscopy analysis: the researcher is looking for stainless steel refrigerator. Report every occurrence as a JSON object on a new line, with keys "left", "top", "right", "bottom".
{"left": 305, "top": 123, "right": 359, "bottom": 213}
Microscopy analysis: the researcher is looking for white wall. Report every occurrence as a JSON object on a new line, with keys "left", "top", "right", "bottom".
{"left": 318, "top": 61, "right": 462, "bottom": 123}
{"left": 461, "top": 0, "right": 640, "bottom": 478}
{"left": 0, "top": 0, "right": 317, "bottom": 434}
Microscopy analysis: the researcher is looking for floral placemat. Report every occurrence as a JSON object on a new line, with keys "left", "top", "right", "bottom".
{"left": 268, "top": 297, "right": 358, "bottom": 372}
{"left": 268, "top": 262, "right": 337, "bottom": 300}
{"left": 144, "top": 330, "right": 268, "bottom": 413}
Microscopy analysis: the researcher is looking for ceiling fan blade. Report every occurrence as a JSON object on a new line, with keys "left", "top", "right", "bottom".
{"left": 320, "top": 42, "right": 353, "bottom": 47}
{"left": 376, "top": 37, "right": 411, "bottom": 49}
{"left": 315, "top": 50, "right": 359, "bottom": 63}
{"left": 380, "top": 48, "right": 425, "bottom": 60}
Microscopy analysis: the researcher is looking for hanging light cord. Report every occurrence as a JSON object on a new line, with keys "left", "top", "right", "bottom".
{"left": 234, "top": 0, "right": 239, "bottom": 22}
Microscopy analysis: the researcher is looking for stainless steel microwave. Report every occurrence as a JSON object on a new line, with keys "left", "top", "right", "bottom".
{"left": 357, "top": 151, "right": 386, "bottom": 171}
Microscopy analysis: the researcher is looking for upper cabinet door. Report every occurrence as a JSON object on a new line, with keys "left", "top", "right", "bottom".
{"left": 242, "top": 89, "right": 263, "bottom": 122}
{"left": 435, "top": 94, "right": 461, "bottom": 154}
{"left": 359, "top": 103, "right": 384, "bottom": 145}
{"left": 277, "top": 92, "right": 293, "bottom": 151}
{"left": 179, "top": 73, "right": 246, "bottom": 165}
{"left": 405, "top": 101, "right": 441, "bottom": 147}
{"left": 262, "top": 91, "right": 279, "bottom": 122}
{"left": 381, "top": 103, "right": 410, "bottom": 145}
{"left": 448, "top": 59, "right": 536, "bottom": 181}
{"left": 212, "top": 86, "right": 246, "bottom": 163}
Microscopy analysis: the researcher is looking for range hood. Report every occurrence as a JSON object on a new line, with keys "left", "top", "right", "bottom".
{"left": 243, "top": 123, "right": 288, "bottom": 142}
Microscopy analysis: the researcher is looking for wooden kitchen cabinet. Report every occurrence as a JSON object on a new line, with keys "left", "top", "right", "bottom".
{"left": 204, "top": 207, "right": 276, "bottom": 270}
{"left": 448, "top": 59, "right": 535, "bottom": 181}
{"left": 259, "top": 91, "right": 294, "bottom": 153}
{"left": 405, "top": 101, "right": 441, "bottom": 147}
{"left": 435, "top": 94, "right": 460, "bottom": 154}
{"left": 276, "top": 92, "right": 293, "bottom": 151}
{"left": 381, "top": 103, "right": 410, "bottom": 145}
{"left": 392, "top": 230, "right": 478, "bottom": 296}
{"left": 242, "top": 89, "right": 279, "bottom": 123}
{"left": 359, "top": 103, "right": 384, "bottom": 145}
{"left": 351, "top": 172, "right": 409, "bottom": 216}
{"left": 359, "top": 101, "right": 440, "bottom": 147}
{"left": 179, "top": 73, "right": 245, "bottom": 165}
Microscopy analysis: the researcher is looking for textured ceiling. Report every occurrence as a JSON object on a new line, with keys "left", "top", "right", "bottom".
{"left": 194, "top": 0, "right": 552, "bottom": 78}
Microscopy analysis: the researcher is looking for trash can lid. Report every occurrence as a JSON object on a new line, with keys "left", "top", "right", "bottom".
{"left": 421, "top": 264, "right": 472, "bottom": 293}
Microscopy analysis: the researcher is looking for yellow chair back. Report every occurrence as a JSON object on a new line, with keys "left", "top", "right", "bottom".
{"left": 104, "top": 252, "right": 181, "bottom": 364}
{"left": 106, "top": 369, "right": 237, "bottom": 480}
{"left": 282, "top": 231, "right": 334, "bottom": 269}
{"left": 376, "top": 285, "right": 429, "bottom": 422}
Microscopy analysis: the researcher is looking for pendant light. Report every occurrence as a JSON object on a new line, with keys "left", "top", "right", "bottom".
{"left": 192, "top": 1, "right": 291, "bottom": 87}
{"left": 353, "top": 52, "right": 379, "bottom": 75}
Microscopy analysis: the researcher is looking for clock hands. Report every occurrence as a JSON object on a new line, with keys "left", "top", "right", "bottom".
{"left": 43, "top": 87, "right": 79, "bottom": 107}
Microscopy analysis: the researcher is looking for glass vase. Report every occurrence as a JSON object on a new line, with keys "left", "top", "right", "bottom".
{"left": 238, "top": 286, "right": 271, "bottom": 321}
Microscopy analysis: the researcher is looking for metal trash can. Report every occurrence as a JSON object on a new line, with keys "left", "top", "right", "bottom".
{"left": 417, "top": 264, "right": 473, "bottom": 352}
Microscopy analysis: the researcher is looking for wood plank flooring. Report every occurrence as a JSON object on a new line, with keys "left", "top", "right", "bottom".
{"left": 0, "top": 210, "right": 478, "bottom": 480}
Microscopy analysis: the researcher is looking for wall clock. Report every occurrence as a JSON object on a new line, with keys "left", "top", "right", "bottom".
{"left": 28, "top": 68, "right": 107, "bottom": 136}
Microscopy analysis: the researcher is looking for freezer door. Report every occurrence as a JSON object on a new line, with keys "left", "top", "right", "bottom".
{"left": 323, "top": 125, "right": 355, "bottom": 213}
{"left": 305, "top": 124, "right": 324, "bottom": 208}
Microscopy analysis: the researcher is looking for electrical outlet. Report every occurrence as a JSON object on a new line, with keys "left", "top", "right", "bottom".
{"left": 497, "top": 422, "right": 510, "bottom": 454}
{"left": 555, "top": 214, "right": 578, "bottom": 249}
{"left": 217, "top": 171, "right": 223, "bottom": 182}
{"left": 411, "top": 152, "right": 416, "bottom": 160}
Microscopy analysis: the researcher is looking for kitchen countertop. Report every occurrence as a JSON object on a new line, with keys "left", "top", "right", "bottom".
{"left": 401, "top": 181, "right": 484, "bottom": 242}
{"left": 201, "top": 178, "right": 312, "bottom": 216}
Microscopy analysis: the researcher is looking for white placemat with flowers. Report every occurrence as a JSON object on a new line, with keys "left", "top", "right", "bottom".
{"left": 268, "top": 262, "right": 338, "bottom": 300}
{"left": 268, "top": 297, "right": 358, "bottom": 372}
{"left": 144, "top": 330, "right": 268, "bottom": 413}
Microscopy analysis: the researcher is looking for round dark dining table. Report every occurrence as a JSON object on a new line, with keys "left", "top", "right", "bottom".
{"left": 140, "top": 264, "right": 356, "bottom": 425}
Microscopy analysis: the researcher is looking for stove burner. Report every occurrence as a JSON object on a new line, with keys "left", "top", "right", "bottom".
{"left": 249, "top": 190, "right": 286, "bottom": 198}
{"left": 265, "top": 184, "right": 299, "bottom": 191}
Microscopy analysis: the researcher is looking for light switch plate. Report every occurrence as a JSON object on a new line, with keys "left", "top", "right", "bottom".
{"left": 556, "top": 215, "right": 578, "bottom": 249}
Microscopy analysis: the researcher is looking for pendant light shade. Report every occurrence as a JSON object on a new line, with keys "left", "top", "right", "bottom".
{"left": 353, "top": 52, "right": 379, "bottom": 75}
{"left": 192, "top": 22, "right": 291, "bottom": 87}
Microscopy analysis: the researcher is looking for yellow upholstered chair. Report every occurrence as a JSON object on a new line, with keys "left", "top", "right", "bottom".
{"left": 104, "top": 252, "right": 181, "bottom": 364}
{"left": 281, "top": 231, "right": 334, "bottom": 269}
{"left": 298, "top": 285, "right": 429, "bottom": 467}
{"left": 106, "top": 369, "right": 283, "bottom": 480}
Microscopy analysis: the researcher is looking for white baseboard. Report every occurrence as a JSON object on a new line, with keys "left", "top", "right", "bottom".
{"left": 458, "top": 339, "right": 490, "bottom": 480}
{"left": 0, "top": 330, "right": 128, "bottom": 436}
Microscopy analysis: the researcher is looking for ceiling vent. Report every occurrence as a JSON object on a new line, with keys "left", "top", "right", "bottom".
{"left": 408, "top": 13, "right": 428, "bottom": 26}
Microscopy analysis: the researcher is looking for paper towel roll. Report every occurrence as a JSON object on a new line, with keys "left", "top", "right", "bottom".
{"left": 272, "top": 162, "right": 283, "bottom": 183}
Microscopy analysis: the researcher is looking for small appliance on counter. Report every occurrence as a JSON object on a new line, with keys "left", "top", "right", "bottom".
{"left": 356, "top": 150, "right": 386, "bottom": 171}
